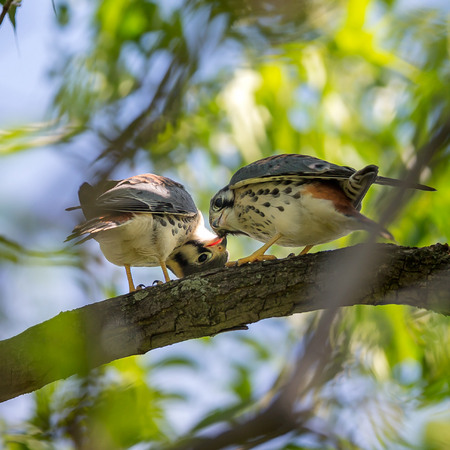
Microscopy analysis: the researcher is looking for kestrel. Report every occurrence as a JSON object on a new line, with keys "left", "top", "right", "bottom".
{"left": 67, "top": 173, "right": 228, "bottom": 291}
{"left": 209, "top": 154, "right": 434, "bottom": 265}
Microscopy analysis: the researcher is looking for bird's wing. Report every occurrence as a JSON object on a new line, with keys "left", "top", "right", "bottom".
{"left": 82, "top": 174, "right": 198, "bottom": 217}
{"left": 67, "top": 180, "right": 120, "bottom": 219}
{"left": 228, "top": 154, "right": 356, "bottom": 189}
{"left": 229, "top": 154, "right": 435, "bottom": 192}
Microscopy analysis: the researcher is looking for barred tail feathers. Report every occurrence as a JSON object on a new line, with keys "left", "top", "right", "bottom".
{"left": 343, "top": 165, "right": 379, "bottom": 210}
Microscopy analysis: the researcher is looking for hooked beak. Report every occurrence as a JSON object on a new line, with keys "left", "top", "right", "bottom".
{"left": 211, "top": 211, "right": 225, "bottom": 230}
{"left": 211, "top": 211, "right": 231, "bottom": 237}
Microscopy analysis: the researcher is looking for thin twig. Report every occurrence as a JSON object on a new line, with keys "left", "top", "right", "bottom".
{"left": 0, "top": 0, "right": 14, "bottom": 27}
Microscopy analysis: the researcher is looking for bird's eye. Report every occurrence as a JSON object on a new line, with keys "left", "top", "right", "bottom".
{"left": 197, "top": 252, "right": 211, "bottom": 264}
{"left": 309, "top": 162, "right": 328, "bottom": 171}
{"left": 213, "top": 197, "right": 224, "bottom": 211}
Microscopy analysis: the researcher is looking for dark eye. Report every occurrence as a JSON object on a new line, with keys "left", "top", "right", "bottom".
{"left": 309, "top": 162, "right": 328, "bottom": 171}
{"left": 198, "top": 253, "right": 210, "bottom": 263}
{"left": 213, "top": 197, "right": 224, "bottom": 210}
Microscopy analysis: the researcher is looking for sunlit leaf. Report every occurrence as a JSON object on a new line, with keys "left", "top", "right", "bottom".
{"left": 0, "top": 122, "right": 74, "bottom": 155}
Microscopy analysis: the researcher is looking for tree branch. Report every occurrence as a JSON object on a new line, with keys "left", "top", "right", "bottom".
{"left": 1, "top": 243, "right": 449, "bottom": 403}
{"left": 0, "top": 0, "right": 13, "bottom": 27}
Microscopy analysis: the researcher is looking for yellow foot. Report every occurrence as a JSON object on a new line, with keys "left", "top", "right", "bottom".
{"left": 298, "top": 244, "right": 314, "bottom": 256}
{"left": 226, "top": 261, "right": 239, "bottom": 267}
{"left": 236, "top": 254, "right": 277, "bottom": 266}
{"left": 227, "top": 233, "right": 282, "bottom": 267}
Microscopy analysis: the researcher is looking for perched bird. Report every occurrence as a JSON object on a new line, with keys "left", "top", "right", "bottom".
{"left": 209, "top": 154, "right": 435, "bottom": 265}
{"left": 66, "top": 173, "right": 228, "bottom": 291}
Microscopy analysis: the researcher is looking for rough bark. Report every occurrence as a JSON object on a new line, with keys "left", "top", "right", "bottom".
{"left": 1, "top": 243, "right": 449, "bottom": 403}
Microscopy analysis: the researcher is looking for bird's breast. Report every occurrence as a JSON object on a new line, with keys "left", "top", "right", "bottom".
{"left": 94, "top": 213, "right": 197, "bottom": 266}
{"left": 231, "top": 181, "right": 357, "bottom": 246}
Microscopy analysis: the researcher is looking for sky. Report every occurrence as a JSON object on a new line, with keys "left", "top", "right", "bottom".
{"left": 0, "top": 2, "right": 54, "bottom": 124}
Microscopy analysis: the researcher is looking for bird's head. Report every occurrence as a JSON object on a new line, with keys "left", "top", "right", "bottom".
{"left": 166, "top": 236, "right": 228, "bottom": 278}
{"left": 209, "top": 187, "right": 236, "bottom": 236}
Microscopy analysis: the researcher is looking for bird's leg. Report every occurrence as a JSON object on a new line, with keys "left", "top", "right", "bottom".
{"left": 231, "top": 233, "right": 282, "bottom": 266}
{"left": 160, "top": 260, "right": 171, "bottom": 283}
{"left": 299, "top": 244, "right": 314, "bottom": 255}
{"left": 125, "top": 264, "right": 136, "bottom": 292}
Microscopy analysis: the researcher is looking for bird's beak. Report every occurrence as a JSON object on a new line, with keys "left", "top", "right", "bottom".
{"left": 211, "top": 212, "right": 225, "bottom": 230}
{"left": 205, "top": 236, "right": 227, "bottom": 252}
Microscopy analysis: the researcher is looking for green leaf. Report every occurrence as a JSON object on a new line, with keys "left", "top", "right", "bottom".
{"left": 8, "top": 4, "right": 17, "bottom": 29}
{"left": 231, "top": 364, "right": 253, "bottom": 402}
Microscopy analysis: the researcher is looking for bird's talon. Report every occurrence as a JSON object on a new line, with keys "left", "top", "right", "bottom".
{"left": 225, "top": 261, "right": 238, "bottom": 267}
{"left": 152, "top": 280, "right": 164, "bottom": 286}
{"left": 136, "top": 284, "right": 146, "bottom": 290}
{"left": 236, "top": 254, "right": 277, "bottom": 266}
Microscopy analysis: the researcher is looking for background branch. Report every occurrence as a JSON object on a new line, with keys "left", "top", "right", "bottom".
{"left": 0, "top": 0, "right": 13, "bottom": 27}
{"left": 1, "top": 243, "right": 449, "bottom": 403}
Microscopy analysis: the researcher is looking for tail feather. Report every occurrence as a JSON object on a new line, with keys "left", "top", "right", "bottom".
{"left": 375, "top": 175, "right": 435, "bottom": 191}
{"left": 65, "top": 214, "right": 132, "bottom": 243}
{"left": 353, "top": 211, "right": 395, "bottom": 242}
{"left": 64, "top": 233, "right": 93, "bottom": 245}
{"left": 343, "top": 165, "right": 435, "bottom": 211}
{"left": 343, "top": 165, "right": 379, "bottom": 210}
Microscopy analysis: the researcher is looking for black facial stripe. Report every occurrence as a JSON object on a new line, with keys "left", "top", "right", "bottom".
{"left": 172, "top": 251, "right": 189, "bottom": 269}
{"left": 182, "top": 240, "right": 210, "bottom": 252}
{"left": 217, "top": 187, "right": 235, "bottom": 207}
{"left": 220, "top": 198, "right": 235, "bottom": 209}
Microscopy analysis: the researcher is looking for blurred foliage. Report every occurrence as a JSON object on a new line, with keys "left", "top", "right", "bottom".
{"left": 1, "top": 0, "right": 449, "bottom": 448}
{"left": 2, "top": 358, "right": 174, "bottom": 449}
{"left": 0, "top": 235, "right": 78, "bottom": 266}
{"left": 0, "top": 122, "right": 77, "bottom": 156}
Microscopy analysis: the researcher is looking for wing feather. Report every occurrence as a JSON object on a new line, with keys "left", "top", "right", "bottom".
{"left": 229, "top": 154, "right": 435, "bottom": 192}
{"left": 229, "top": 154, "right": 355, "bottom": 189}
{"left": 78, "top": 174, "right": 197, "bottom": 218}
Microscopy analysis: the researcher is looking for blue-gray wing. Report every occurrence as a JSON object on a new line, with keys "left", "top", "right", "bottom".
{"left": 228, "top": 154, "right": 434, "bottom": 193}
{"left": 228, "top": 154, "right": 356, "bottom": 189}
{"left": 79, "top": 174, "right": 198, "bottom": 219}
